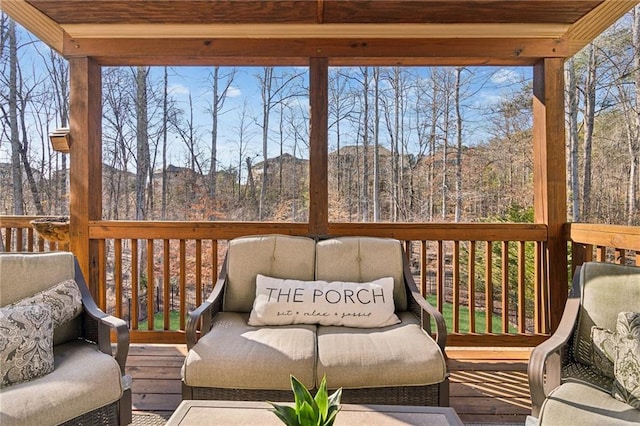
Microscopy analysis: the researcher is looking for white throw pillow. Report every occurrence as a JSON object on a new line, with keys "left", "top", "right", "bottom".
{"left": 248, "top": 274, "right": 401, "bottom": 328}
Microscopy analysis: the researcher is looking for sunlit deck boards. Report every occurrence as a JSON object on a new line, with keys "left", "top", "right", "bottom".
{"left": 128, "top": 344, "right": 531, "bottom": 424}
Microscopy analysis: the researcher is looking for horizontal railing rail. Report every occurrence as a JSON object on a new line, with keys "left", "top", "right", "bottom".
{"left": 568, "top": 223, "right": 640, "bottom": 270}
{"left": 0, "top": 215, "right": 69, "bottom": 252}
{"left": 2, "top": 216, "right": 551, "bottom": 346}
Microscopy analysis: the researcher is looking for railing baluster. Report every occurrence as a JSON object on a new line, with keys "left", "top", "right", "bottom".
{"left": 453, "top": 241, "right": 460, "bottom": 334}
{"left": 131, "top": 239, "right": 139, "bottom": 330}
{"left": 3, "top": 227, "right": 10, "bottom": 251}
{"left": 196, "top": 239, "right": 202, "bottom": 307}
{"left": 115, "top": 239, "right": 122, "bottom": 319}
{"left": 534, "top": 241, "right": 541, "bottom": 334}
{"left": 212, "top": 240, "right": 218, "bottom": 293}
{"left": 163, "top": 240, "right": 171, "bottom": 331}
{"left": 468, "top": 241, "right": 476, "bottom": 333}
{"left": 98, "top": 239, "right": 107, "bottom": 311}
{"left": 502, "top": 241, "right": 509, "bottom": 334}
{"left": 436, "top": 241, "right": 444, "bottom": 313}
{"left": 16, "top": 228, "right": 23, "bottom": 252}
{"left": 27, "top": 228, "right": 34, "bottom": 251}
{"left": 518, "top": 241, "right": 526, "bottom": 334}
{"left": 180, "top": 239, "right": 186, "bottom": 331}
{"left": 420, "top": 240, "right": 427, "bottom": 296}
{"left": 485, "top": 241, "right": 493, "bottom": 334}
{"left": 147, "top": 239, "right": 154, "bottom": 331}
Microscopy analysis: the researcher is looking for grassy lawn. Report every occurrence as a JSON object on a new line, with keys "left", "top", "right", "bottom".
{"left": 137, "top": 311, "right": 183, "bottom": 330}
{"left": 425, "top": 295, "right": 517, "bottom": 334}
{"left": 136, "top": 300, "right": 517, "bottom": 334}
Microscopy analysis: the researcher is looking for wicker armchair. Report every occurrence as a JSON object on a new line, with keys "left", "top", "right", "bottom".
{"left": 0, "top": 252, "right": 132, "bottom": 426}
{"left": 527, "top": 262, "right": 640, "bottom": 425}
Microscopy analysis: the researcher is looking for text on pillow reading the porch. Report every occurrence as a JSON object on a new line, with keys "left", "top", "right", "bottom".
{"left": 266, "top": 286, "right": 386, "bottom": 319}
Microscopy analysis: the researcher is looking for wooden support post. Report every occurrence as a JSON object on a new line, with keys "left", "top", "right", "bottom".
{"left": 533, "top": 58, "right": 568, "bottom": 333}
{"left": 309, "top": 57, "right": 329, "bottom": 236}
{"left": 69, "top": 57, "right": 102, "bottom": 296}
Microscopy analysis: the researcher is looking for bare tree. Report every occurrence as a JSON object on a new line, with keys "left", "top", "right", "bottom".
{"left": 582, "top": 43, "right": 597, "bottom": 221}
{"left": 135, "top": 66, "right": 150, "bottom": 220}
{"left": 208, "top": 66, "right": 236, "bottom": 199}
{"left": 7, "top": 20, "right": 23, "bottom": 214}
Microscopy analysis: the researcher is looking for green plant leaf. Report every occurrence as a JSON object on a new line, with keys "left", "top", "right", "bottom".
{"left": 314, "top": 375, "right": 329, "bottom": 420}
{"left": 269, "top": 402, "right": 299, "bottom": 426}
{"left": 324, "top": 408, "right": 340, "bottom": 426}
{"left": 290, "top": 375, "right": 315, "bottom": 412}
{"left": 298, "top": 401, "right": 317, "bottom": 425}
{"left": 328, "top": 387, "right": 342, "bottom": 407}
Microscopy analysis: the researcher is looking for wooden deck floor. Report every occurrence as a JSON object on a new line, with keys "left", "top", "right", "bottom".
{"left": 129, "top": 344, "right": 531, "bottom": 424}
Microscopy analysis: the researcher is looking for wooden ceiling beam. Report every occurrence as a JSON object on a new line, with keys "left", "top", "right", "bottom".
{"left": 2, "top": 0, "right": 64, "bottom": 52}
{"left": 63, "top": 37, "right": 567, "bottom": 67}
{"left": 564, "top": 0, "right": 638, "bottom": 55}
{"left": 62, "top": 23, "right": 568, "bottom": 40}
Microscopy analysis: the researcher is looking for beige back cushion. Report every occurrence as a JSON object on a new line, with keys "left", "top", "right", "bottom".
{"left": 315, "top": 237, "right": 407, "bottom": 312}
{"left": 0, "top": 252, "right": 81, "bottom": 344}
{"left": 0, "top": 252, "right": 75, "bottom": 305}
{"left": 573, "top": 261, "right": 640, "bottom": 366}
{"left": 223, "top": 235, "right": 316, "bottom": 312}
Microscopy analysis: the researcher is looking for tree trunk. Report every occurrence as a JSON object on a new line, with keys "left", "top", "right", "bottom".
{"left": 454, "top": 67, "right": 463, "bottom": 222}
{"left": 259, "top": 67, "right": 273, "bottom": 220}
{"left": 162, "top": 67, "right": 168, "bottom": 219}
{"left": 373, "top": 67, "right": 381, "bottom": 222}
{"left": 631, "top": 6, "right": 640, "bottom": 225}
{"left": 582, "top": 43, "right": 596, "bottom": 221}
{"left": 8, "top": 20, "right": 24, "bottom": 215}
{"left": 565, "top": 58, "right": 581, "bottom": 222}
{"left": 135, "top": 66, "right": 150, "bottom": 220}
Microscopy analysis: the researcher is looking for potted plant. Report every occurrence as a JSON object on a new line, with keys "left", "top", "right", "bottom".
{"left": 269, "top": 375, "right": 342, "bottom": 426}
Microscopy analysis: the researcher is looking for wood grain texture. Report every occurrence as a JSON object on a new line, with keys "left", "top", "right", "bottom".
{"left": 533, "top": 58, "right": 568, "bottom": 333}
{"left": 309, "top": 57, "right": 329, "bottom": 236}
{"left": 68, "top": 57, "right": 102, "bottom": 294}
{"left": 126, "top": 343, "right": 532, "bottom": 423}
{"left": 28, "top": 0, "right": 598, "bottom": 25}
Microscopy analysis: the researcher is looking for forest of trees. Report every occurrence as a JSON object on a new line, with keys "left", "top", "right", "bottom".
{"left": 2, "top": 9, "right": 640, "bottom": 226}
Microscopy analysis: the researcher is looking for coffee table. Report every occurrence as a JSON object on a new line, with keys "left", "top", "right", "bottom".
{"left": 166, "top": 400, "right": 464, "bottom": 425}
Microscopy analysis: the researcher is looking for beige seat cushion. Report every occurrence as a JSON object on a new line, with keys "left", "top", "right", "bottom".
{"left": 0, "top": 340, "right": 124, "bottom": 426}
{"left": 223, "top": 235, "right": 316, "bottom": 313}
{"left": 539, "top": 382, "right": 640, "bottom": 426}
{"left": 182, "top": 312, "right": 317, "bottom": 390}
{"left": 316, "top": 237, "right": 407, "bottom": 311}
{"left": 316, "top": 312, "right": 446, "bottom": 388}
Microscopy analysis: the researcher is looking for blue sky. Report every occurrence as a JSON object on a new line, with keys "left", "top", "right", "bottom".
{"left": 2, "top": 21, "right": 532, "bottom": 175}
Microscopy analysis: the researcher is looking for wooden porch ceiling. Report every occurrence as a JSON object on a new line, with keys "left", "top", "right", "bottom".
{"left": 2, "top": 0, "right": 638, "bottom": 66}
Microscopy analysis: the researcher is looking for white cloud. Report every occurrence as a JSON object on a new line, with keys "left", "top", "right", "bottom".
{"left": 226, "top": 86, "right": 242, "bottom": 97}
{"left": 491, "top": 69, "right": 520, "bottom": 85}
{"left": 168, "top": 83, "right": 190, "bottom": 95}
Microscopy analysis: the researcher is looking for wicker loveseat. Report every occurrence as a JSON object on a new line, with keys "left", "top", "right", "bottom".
{"left": 527, "top": 262, "right": 640, "bottom": 425}
{"left": 182, "top": 234, "right": 449, "bottom": 406}
{"left": 0, "top": 252, "right": 132, "bottom": 426}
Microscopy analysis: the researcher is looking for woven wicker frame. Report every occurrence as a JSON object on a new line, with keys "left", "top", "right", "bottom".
{"left": 187, "top": 381, "right": 447, "bottom": 406}
{"left": 183, "top": 238, "right": 449, "bottom": 407}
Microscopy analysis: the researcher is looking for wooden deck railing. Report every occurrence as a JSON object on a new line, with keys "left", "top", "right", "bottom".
{"left": 0, "top": 216, "right": 69, "bottom": 252}
{"left": 18, "top": 218, "right": 638, "bottom": 346}
{"left": 568, "top": 223, "right": 640, "bottom": 270}
{"left": 2, "top": 215, "right": 557, "bottom": 346}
